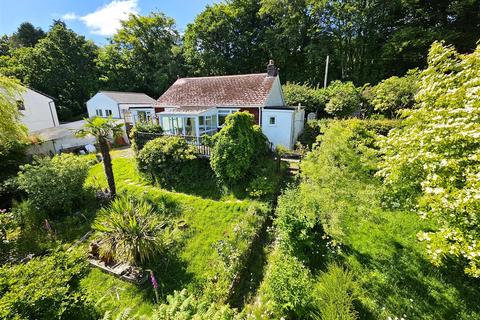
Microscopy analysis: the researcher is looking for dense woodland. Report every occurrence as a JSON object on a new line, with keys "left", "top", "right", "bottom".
{"left": 1, "top": 0, "right": 479, "bottom": 120}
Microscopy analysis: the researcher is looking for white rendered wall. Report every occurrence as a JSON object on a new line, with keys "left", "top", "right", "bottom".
{"left": 293, "top": 108, "right": 305, "bottom": 142}
{"left": 20, "top": 88, "right": 59, "bottom": 132}
{"left": 264, "top": 76, "right": 286, "bottom": 107}
{"left": 261, "top": 109, "right": 294, "bottom": 149}
{"left": 86, "top": 93, "right": 120, "bottom": 118}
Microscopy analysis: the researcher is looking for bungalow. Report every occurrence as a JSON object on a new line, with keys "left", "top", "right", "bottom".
{"left": 156, "top": 60, "right": 304, "bottom": 149}
{"left": 86, "top": 91, "right": 157, "bottom": 129}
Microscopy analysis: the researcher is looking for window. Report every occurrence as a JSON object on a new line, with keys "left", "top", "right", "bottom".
{"left": 217, "top": 109, "right": 239, "bottom": 127}
{"left": 96, "top": 109, "right": 103, "bottom": 116}
{"left": 105, "top": 109, "right": 112, "bottom": 116}
{"left": 16, "top": 100, "right": 25, "bottom": 111}
{"left": 269, "top": 116, "right": 276, "bottom": 126}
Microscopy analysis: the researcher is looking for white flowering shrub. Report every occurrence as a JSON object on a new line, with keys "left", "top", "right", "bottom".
{"left": 378, "top": 42, "right": 480, "bottom": 277}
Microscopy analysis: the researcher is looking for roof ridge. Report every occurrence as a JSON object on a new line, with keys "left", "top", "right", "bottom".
{"left": 100, "top": 90, "right": 150, "bottom": 95}
{"left": 178, "top": 73, "right": 270, "bottom": 80}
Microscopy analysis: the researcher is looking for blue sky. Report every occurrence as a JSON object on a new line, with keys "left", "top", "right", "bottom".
{"left": 0, "top": 0, "right": 219, "bottom": 44}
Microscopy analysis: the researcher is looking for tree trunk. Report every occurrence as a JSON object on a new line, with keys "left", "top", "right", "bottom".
{"left": 99, "top": 137, "right": 116, "bottom": 198}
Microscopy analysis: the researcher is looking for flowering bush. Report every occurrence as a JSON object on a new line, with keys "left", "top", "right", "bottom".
{"left": 378, "top": 42, "right": 480, "bottom": 277}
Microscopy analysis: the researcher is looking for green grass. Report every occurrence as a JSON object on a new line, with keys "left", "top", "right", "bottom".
{"left": 81, "top": 157, "right": 257, "bottom": 317}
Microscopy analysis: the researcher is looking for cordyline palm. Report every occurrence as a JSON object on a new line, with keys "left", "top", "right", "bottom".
{"left": 77, "top": 116, "right": 123, "bottom": 198}
{"left": 93, "top": 196, "right": 172, "bottom": 266}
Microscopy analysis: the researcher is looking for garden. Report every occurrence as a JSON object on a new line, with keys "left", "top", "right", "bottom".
{"left": 1, "top": 39, "right": 480, "bottom": 320}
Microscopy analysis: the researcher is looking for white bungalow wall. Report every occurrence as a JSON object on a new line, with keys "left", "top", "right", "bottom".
{"left": 86, "top": 93, "right": 120, "bottom": 118}
{"left": 21, "top": 88, "right": 59, "bottom": 132}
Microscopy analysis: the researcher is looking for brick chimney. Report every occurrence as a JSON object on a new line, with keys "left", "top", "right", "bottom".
{"left": 267, "top": 59, "right": 278, "bottom": 77}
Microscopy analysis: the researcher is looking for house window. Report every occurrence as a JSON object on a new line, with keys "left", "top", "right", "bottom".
{"left": 269, "top": 116, "right": 276, "bottom": 126}
{"left": 96, "top": 109, "right": 103, "bottom": 117}
{"left": 16, "top": 100, "right": 25, "bottom": 110}
{"left": 105, "top": 109, "right": 112, "bottom": 116}
{"left": 217, "top": 109, "right": 239, "bottom": 127}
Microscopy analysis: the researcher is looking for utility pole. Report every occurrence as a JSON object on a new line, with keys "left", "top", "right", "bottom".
{"left": 324, "top": 55, "right": 329, "bottom": 89}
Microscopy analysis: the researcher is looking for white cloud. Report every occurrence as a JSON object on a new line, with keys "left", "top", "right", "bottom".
{"left": 61, "top": 0, "right": 139, "bottom": 36}
{"left": 62, "top": 12, "right": 78, "bottom": 21}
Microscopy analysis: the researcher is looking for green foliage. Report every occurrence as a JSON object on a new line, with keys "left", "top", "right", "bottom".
{"left": 260, "top": 248, "right": 314, "bottom": 319}
{"left": 92, "top": 196, "right": 178, "bottom": 266}
{"left": 282, "top": 82, "right": 328, "bottom": 116}
{"left": 137, "top": 136, "right": 197, "bottom": 187}
{"left": 130, "top": 122, "right": 163, "bottom": 152}
{"left": 0, "top": 140, "right": 28, "bottom": 206}
{"left": 153, "top": 289, "right": 235, "bottom": 320}
{"left": 0, "top": 250, "right": 95, "bottom": 320}
{"left": 6, "top": 22, "right": 99, "bottom": 120}
{"left": 98, "top": 12, "right": 182, "bottom": 98}
{"left": 325, "top": 81, "right": 362, "bottom": 118}
{"left": 17, "top": 154, "right": 90, "bottom": 215}
{"left": 369, "top": 70, "right": 419, "bottom": 117}
{"left": 0, "top": 76, "right": 27, "bottom": 143}
{"left": 10, "top": 22, "right": 45, "bottom": 48}
{"left": 210, "top": 112, "right": 268, "bottom": 185}
{"left": 378, "top": 42, "right": 480, "bottom": 277}
{"left": 297, "top": 119, "right": 329, "bottom": 149}
{"left": 314, "top": 263, "right": 358, "bottom": 320}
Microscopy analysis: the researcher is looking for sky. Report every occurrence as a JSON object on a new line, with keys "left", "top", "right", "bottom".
{"left": 0, "top": 0, "right": 219, "bottom": 44}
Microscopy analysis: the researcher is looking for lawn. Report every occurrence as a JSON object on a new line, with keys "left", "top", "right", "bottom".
{"left": 81, "top": 155, "right": 260, "bottom": 317}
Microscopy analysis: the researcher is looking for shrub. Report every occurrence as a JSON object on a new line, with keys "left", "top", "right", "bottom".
{"left": 325, "top": 81, "right": 362, "bottom": 118}
{"left": 137, "top": 136, "right": 197, "bottom": 187}
{"left": 314, "top": 263, "right": 358, "bottom": 320}
{"left": 0, "top": 140, "right": 28, "bottom": 206}
{"left": 260, "top": 248, "right": 315, "bottom": 319}
{"left": 130, "top": 122, "right": 163, "bottom": 152}
{"left": 210, "top": 112, "right": 269, "bottom": 185}
{"left": 153, "top": 289, "right": 235, "bottom": 320}
{"left": 16, "top": 154, "right": 90, "bottom": 215}
{"left": 0, "top": 250, "right": 95, "bottom": 320}
{"left": 369, "top": 70, "right": 419, "bottom": 118}
{"left": 378, "top": 42, "right": 480, "bottom": 277}
{"left": 92, "top": 196, "right": 178, "bottom": 266}
{"left": 283, "top": 82, "right": 328, "bottom": 116}
{"left": 297, "top": 119, "right": 329, "bottom": 149}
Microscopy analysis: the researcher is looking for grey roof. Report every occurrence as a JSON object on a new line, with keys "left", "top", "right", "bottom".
{"left": 31, "top": 119, "right": 124, "bottom": 141}
{"left": 100, "top": 91, "right": 156, "bottom": 104}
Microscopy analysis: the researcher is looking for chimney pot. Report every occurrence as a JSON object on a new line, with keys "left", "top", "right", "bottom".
{"left": 267, "top": 60, "right": 277, "bottom": 77}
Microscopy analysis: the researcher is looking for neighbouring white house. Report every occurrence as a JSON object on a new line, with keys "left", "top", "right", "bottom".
{"left": 156, "top": 60, "right": 304, "bottom": 149}
{"left": 86, "top": 91, "right": 157, "bottom": 128}
{"left": 16, "top": 87, "right": 59, "bottom": 132}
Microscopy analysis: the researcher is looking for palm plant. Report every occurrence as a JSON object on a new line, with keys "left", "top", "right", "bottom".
{"left": 92, "top": 196, "right": 173, "bottom": 266}
{"left": 76, "top": 116, "right": 123, "bottom": 198}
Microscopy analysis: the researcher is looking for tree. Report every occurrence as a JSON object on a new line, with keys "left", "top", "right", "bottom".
{"left": 324, "top": 81, "right": 362, "bottom": 118}
{"left": 98, "top": 12, "right": 182, "bottom": 98}
{"left": 369, "top": 70, "right": 419, "bottom": 118}
{"left": 183, "top": 0, "right": 269, "bottom": 76}
{"left": 378, "top": 42, "right": 480, "bottom": 277}
{"left": 76, "top": 117, "right": 123, "bottom": 198}
{"left": 10, "top": 22, "right": 45, "bottom": 48}
{"left": 0, "top": 76, "right": 27, "bottom": 143}
{"left": 14, "top": 21, "right": 98, "bottom": 120}
{"left": 210, "top": 112, "right": 268, "bottom": 185}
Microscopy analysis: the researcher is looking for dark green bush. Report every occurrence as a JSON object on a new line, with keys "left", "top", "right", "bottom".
{"left": 283, "top": 82, "right": 328, "bottom": 116}
{"left": 16, "top": 154, "right": 90, "bottom": 216}
{"left": 325, "top": 81, "right": 362, "bottom": 118}
{"left": 0, "top": 250, "right": 95, "bottom": 320}
{"left": 0, "top": 140, "right": 28, "bottom": 207}
{"left": 210, "top": 112, "right": 269, "bottom": 185}
{"left": 297, "top": 119, "right": 330, "bottom": 149}
{"left": 137, "top": 136, "right": 197, "bottom": 187}
{"left": 130, "top": 122, "right": 163, "bottom": 152}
